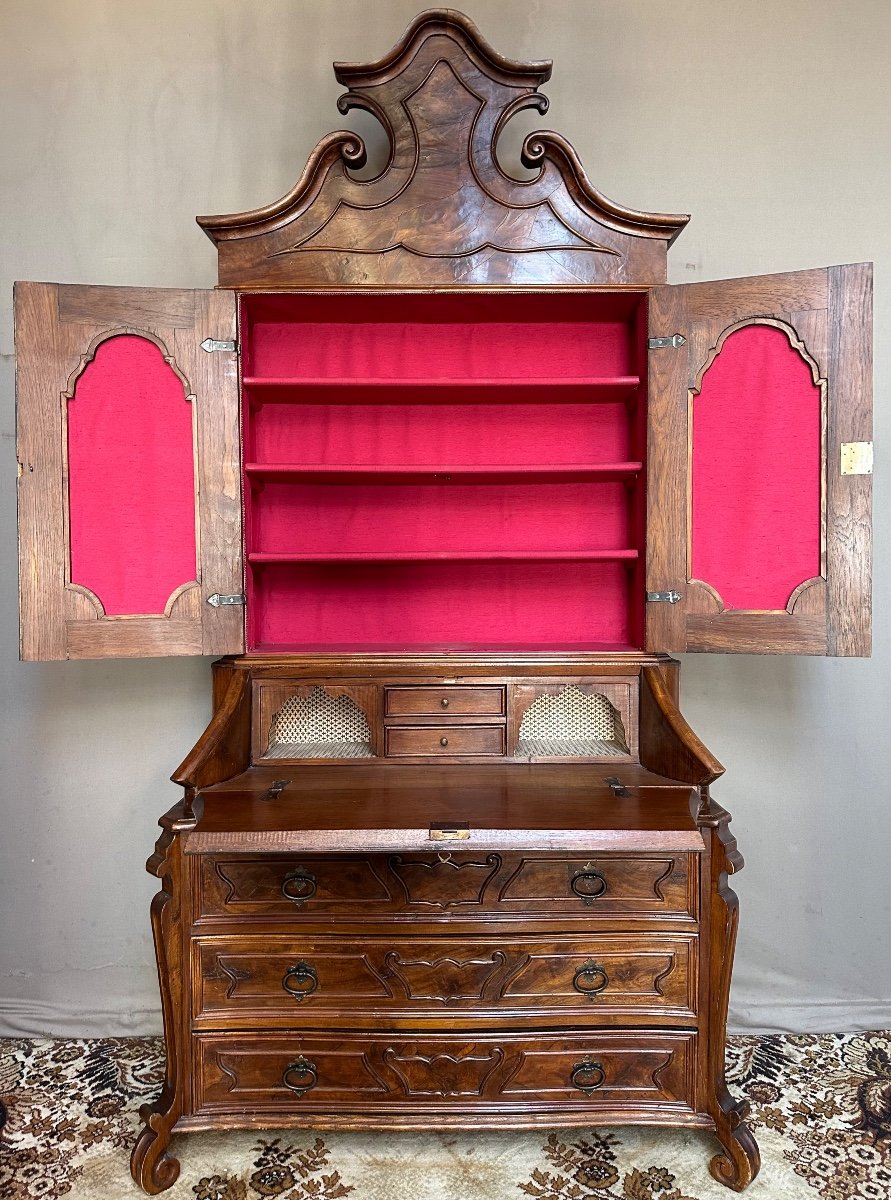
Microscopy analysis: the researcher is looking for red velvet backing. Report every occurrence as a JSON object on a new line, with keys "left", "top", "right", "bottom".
{"left": 252, "top": 561, "right": 633, "bottom": 648}
{"left": 691, "top": 324, "right": 822, "bottom": 611}
{"left": 67, "top": 335, "right": 196, "bottom": 616}
{"left": 241, "top": 293, "right": 646, "bottom": 651}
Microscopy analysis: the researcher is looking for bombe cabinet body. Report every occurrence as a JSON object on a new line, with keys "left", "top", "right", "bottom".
{"left": 13, "top": 10, "right": 872, "bottom": 1194}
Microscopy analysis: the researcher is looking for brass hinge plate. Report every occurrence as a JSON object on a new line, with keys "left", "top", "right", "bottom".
{"left": 647, "top": 590, "right": 681, "bottom": 604}
{"left": 429, "top": 821, "right": 470, "bottom": 841}
{"left": 201, "top": 338, "right": 238, "bottom": 353}
{"left": 840, "top": 442, "right": 873, "bottom": 475}
{"left": 648, "top": 334, "right": 686, "bottom": 349}
{"left": 206, "top": 593, "right": 246, "bottom": 607}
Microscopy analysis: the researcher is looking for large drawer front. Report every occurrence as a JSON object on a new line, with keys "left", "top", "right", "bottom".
{"left": 196, "top": 851, "right": 699, "bottom": 923}
{"left": 193, "top": 933, "right": 698, "bottom": 1024}
{"left": 195, "top": 1030, "right": 697, "bottom": 1115}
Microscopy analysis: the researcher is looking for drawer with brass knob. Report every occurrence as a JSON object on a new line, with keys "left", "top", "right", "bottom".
{"left": 194, "top": 1029, "right": 699, "bottom": 1116}
{"left": 384, "top": 686, "right": 505, "bottom": 717}
{"left": 191, "top": 932, "right": 698, "bottom": 1026}
{"left": 385, "top": 725, "right": 505, "bottom": 756}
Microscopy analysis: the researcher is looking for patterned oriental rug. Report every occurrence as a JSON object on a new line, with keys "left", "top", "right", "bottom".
{"left": 2, "top": 1034, "right": 890, "bottom": 1200}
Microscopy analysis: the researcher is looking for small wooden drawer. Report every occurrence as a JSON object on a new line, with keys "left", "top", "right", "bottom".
{"left": 385, "top": 686, "right": 505, "bottom": 717}
{"left": 194, "top": 1029, "right": 697, "bottom": 1115}
{"left": 192, "top": 932, "right": 698, "bottom": 1025}
{"left": 386, "top": 725, "right": 505, "bottom": 756}
{"left": 194, "top": 851, "right": 699, "bottom": 923}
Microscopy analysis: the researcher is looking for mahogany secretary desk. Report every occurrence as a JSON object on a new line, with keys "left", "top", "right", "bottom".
{"left": 14, "top": 10, "right": 872, "bottom": 1194}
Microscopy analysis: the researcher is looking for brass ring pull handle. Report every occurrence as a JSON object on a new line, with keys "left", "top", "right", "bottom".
{"left": 281, "top": 868, "right": 317, "bottom": 906}
{"left": 282, "top": 1056, "right": 318, "bottom": 1096}
{"left": 570, "top": 867, "right": 607, "bottom": 904}
{"left": 573, "top": 960, "right": 609, "bottom": 999}
{"left": 282, "top": 961, "right": 319, "bottom": 1001}
{"left": 570, "top": 1058, "right": 605, "bottom": 1094}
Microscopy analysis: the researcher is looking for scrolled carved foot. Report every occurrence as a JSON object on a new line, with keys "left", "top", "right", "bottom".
{"left": 709, "top": 1106, "right": 761, "bottom": 1191}
{"left": 130, "top": 1103, "right": 180, "bottom": 1194}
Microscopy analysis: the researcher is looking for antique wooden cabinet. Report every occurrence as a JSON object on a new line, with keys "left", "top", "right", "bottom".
{"left": 14, "top": 9, "right": 872, "bottom": 1195}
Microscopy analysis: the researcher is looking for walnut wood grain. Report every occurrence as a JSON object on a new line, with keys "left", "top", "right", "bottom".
{"left": 638, "top": 664, "right": 724, "bottom": 788}
{"left": 193, "top": 1029, "right": 698, "bottom": 1115}
{"left": 191, "top": 931, "right": 698, "bottom": 1026}
{"left": 195, "top": 849, "right": 698, "bottom": 926}
{"left": 197, "top": 11, "right": 688, "bottom": 289}
{"left": 15, "top": 283, "right": 243, "bottom": 660}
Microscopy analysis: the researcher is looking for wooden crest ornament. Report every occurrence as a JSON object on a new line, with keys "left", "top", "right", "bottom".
{"left": 198, "top": 9, "right": 689, "bottom": 288}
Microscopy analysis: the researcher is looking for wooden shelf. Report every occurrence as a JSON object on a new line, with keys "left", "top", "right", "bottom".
{"left": 248, "top": 549, "right": 640, "bottom": 564}
{"left": 242, "top": 376, "right": 640, "bottom": 404}
{"left": 244, "top": 461, "right": 643, "bottom": 482}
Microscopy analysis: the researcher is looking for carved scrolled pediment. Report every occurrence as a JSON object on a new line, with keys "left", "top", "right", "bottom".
{"left": 198, "top": 9, "right": 688, "bottom": 287}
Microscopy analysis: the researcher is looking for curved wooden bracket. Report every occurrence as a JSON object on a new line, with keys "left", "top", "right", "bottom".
{"left": 198, "top": 9, "right": 688, "bottom": 287}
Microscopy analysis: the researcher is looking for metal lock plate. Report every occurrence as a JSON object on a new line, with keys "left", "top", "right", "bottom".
{"left": 429, "top": 821, "right": 470, "bottom": 841}
{"left": 840, "top": 442, "right": 873, "bottom": 475}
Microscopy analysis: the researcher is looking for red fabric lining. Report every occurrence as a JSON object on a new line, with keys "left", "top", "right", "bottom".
{"left": 251, "top": 480, "right": 629, "bottom": 555}
{"left": 251, "top": 561, "right": 632, "bottom": 647}
{"left": 691, "top": 325, "right": 821, "bottom": 611}
{"left": 67, "top": 335, "right": 196, "bottom": 616}
{"left": 250, "top": 402, "right": 631, "bottom": 466}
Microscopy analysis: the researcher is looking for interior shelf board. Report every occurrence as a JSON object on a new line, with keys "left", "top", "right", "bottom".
{"left": 248, "top": 549, "right": 640, "bottom": 564}
{"left": 244, "top": 461, "right": 643, "bottom": 482}
{"left": 242, "top": 376, "right": 640, "bottom": 403}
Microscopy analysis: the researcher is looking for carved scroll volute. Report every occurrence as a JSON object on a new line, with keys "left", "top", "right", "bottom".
{"left": 198, "top": 9, "right": 688, "bottom": 287}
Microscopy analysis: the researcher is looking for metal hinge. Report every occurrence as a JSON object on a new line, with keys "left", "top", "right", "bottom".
{"left": 840, "top": 442, "right": 873, "bottom": 475}
{"left": 200, "top": 338, "right": 238, "bottom": 353}
{"left": 647, "top": 590, "right": 681, "bottom": 604}
{"left": 604, "top": 776, "right": 629, "bottom": 797}
{"left": 648, "top": 334, "right": 686, "bottom": 349}
{"left": 206, "top": 593, "right": 246, "bottom": 607}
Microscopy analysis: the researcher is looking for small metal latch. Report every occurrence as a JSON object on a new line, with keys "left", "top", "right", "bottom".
{"left": 200, "top": 338, "right": 238, "bottom": 353}
{"left": 648, "top": 334, "right": 686, "bottom": 349}
{"left": 604, "top": 776, "right": 629, "bottom": 797}
{"left": 262, "top": 779, "right": 291, "bottom": 801}
{"left": 840, "top": 442, "right": 873, "bottom": 476}
{"left": 206, "top": 593, "right": 246, "bottom": 607}
{"left": 429, "top": 821, "right": 470, "bottom": 841}
{"left": 647, "top": 590, "right": 681, "bottom": 604}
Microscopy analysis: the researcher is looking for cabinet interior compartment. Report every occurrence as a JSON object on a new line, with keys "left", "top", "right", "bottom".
{"left": 240, "top": 292, "right": 648, "bottom": 653}
{"left": 509, "top": 681, "right": 635, "bottom": 760}
{"left": 255, "top": 682, "right": 377, "bottom": 761}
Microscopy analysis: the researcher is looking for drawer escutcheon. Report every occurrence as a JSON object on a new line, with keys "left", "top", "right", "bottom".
{"left": 282, "top": 961, "right": 319, "bottom": 1001}
{"left": 570, "top": 1058, "right": 606, "bottom": 1094}
{"left": 573, "top": 960, "right": 610, "bottom": 999}
{"left": 281, "top": 1057, "right": 318, "bottom": 1097}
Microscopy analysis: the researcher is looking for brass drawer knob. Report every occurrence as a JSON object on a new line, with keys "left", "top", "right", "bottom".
{"left": 570, "top": 866, "right": 608, "bottom": 904}
{"left": 280, "top": 867, "right": 317, "bottom": 906}
{"left": 440, "top": 736, "right": 449, "bottom": 747}
{"left": 440, "top": 697, "right": 449, "bottom": 707}
{"left": 570, "top": 1058, "right": 605, "bottom": 1094}
{"left": 282, "top": 1056, "right": 318, "bottom": 1097}
{"left": 282, "top": 961, "right": 319, "bottom": 1001}
{"left": 573, "top": 960, "right": 609, "bottom": 999}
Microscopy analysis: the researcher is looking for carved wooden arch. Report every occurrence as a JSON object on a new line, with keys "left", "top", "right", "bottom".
{"left": 62, "top": 326, "right": 201, "bottom": 620}
{"left": 198, "top": 9, "right": 689, "bottom": 288}
{"left": 686, "top": 317, "right": 827, "bottom": 616}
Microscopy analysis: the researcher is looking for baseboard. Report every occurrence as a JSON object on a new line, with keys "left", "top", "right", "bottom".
{"left": 2, "top": 995, "right": 888, "bottom": 1040}
{"left": 729, "top": 998, "right": 891, "bottom": 1035}
{"left": 0, "top": 997, "right": 162, "bottom": 1038}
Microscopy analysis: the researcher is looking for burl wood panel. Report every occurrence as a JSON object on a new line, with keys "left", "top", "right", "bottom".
{"left": 197, "top": 10, "right": 687, "bottom": 289}
{"left": 15, "top": 283, "right": 243, "bottom": 660}
{"left": 195, "top": 850, "right": 699, "bottom": 924}
{"left": 646, "top": 267, "right": 872, "bottom": 656}
{"left": 192, "top": 932, "right": 698, "bottom": 1025}
{"left": 194, "top": 1030, "right": 698, "bottom": 1116}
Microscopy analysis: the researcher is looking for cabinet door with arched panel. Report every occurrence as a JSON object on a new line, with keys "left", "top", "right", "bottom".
{"left": 15, "top": 283, "right": 243, "bottom": 659}
{"left": 646, "top": 265, "right": 872, "bottom": 656}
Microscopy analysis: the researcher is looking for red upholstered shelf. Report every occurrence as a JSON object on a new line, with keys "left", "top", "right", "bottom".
{"left": 244, "top": 462, "right": 643, "bottom": 482}
{"left": 248, "top": 550, "right": 639, "bottom": 564}
{"left": 242, "top": 377, "right": 641, "bottom": 404}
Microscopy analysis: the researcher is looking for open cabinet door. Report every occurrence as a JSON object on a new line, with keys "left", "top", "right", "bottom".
{"left": 646, "top": 265, "right": 871, "bottom": 655}
{"left": 15, "top": 283, "right": 244, "bottom": 659}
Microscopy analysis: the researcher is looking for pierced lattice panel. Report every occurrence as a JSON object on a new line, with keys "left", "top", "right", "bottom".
{"left": 516, "top": 686, "right": 629, "bottom": 758}
{"left": 264, "top": 687, "right": 374, "bottom": 759}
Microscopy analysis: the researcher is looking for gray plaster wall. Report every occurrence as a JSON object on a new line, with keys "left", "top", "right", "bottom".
{"left": 0, "top": 0, "right": 888, "bottom": 1036}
